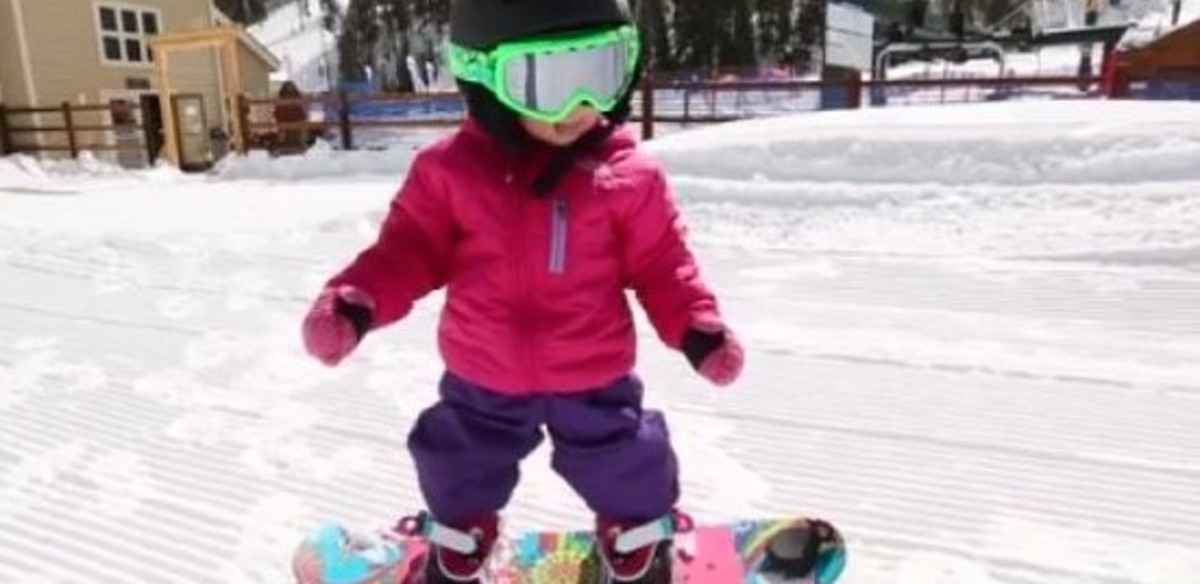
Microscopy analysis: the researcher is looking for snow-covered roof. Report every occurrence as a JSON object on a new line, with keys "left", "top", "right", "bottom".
{"left": 1119, "top": 0, "right": 1200, "bottom": 49}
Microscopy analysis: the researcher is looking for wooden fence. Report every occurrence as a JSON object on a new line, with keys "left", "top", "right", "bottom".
{"left": 237, "top": 91, "right": 463, "bottom": 154}
{"left": 236, "top": 74, "right": 1103, "bottom": 150}
{"left": 9, "top": 71, "right": 1189, "bottom": 163}
{"left": 0, "top": 101, "right": 150, "bottom": 161}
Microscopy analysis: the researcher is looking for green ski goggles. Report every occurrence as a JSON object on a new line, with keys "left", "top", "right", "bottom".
{"left": 448, "top": 24, "right": 641, "bottom": 124}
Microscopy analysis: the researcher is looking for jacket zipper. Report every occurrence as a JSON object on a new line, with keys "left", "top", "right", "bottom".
{"left": 549, "top": 197, "right": 568, "bottom": 275}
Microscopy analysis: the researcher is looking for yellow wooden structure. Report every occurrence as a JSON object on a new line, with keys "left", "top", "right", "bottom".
{"left": 149, "top": 25, "right": 279, "bottom": 167}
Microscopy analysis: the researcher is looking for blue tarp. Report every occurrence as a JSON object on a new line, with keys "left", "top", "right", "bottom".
{"left": 1135, "top": 79, "right": 1200, "bottom": 100}
{"left": 326, "top": 81, "right": 466, "bottom": 121}
{"left": 344, "top": 95, "right": 465, "bottom": 120}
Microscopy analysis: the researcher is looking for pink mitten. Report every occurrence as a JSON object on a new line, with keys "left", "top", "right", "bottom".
{"left": 302, "top": 285, "right": 374, "bottom": 366}
{"left": 682, "top": 321, "right": 745, "bottom": 387}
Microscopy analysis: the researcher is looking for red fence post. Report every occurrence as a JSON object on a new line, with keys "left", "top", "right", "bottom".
{"left": 847, "top": 72, "right": 863, "bottom": 109}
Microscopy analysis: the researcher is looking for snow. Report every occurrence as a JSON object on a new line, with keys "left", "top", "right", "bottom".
{"left": 1119, "top": 0, "right": 1200, "bottom": 48}
{"left": 1185, "top": 0, "right": 1200, "bottom": 23}
{"left": 3, "top": 100, "right": 1200, "bottom": 584}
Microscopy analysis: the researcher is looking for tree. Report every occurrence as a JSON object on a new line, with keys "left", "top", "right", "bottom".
{"left": 215, "top": 0, "right": 268, "bottom": 25}
{"left": 796, "top": 0, "right": 824, "bottom": 66}
{"left": 755, "top": 0, "right": 798, "bottom": 64}
{"left": 336, "top": 0, "right": 450, "bottom": 90}
{"left": 337, "top": 0, "right": 378, "bottom": 84}
{"left": 632, "top": 0, "right": 674, "bottom": 71}
{"left": 318, "top": 0, "right": 342, "bottom": 33}
{"left": 717, "top": 0, "right": 758, "bottom": 71}
{"left": 672, "top": 0, "right": 724, "bottom": 73}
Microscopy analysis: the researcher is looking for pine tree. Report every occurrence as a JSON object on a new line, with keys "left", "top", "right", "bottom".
{"left": 408, "top": 0, "right": 451, "bottom": 66}
{"left": 755, "top": 0, "right": 798, "bottom": 66}
{"left": 795, "top": 0, "right": 823, "bottom": 69}
{"left": 672, "top": 0, "right": 723, "bottom": 73}
{"left": 632, "top": 0, "right": 674, "bottom": 71}
{"left": 335, "top": 0, "right": 450, "bottom": 90}
{"left": 215, "top": 0, "right": 268, "bottom": 25}
{"left": 718, "top": 0, "right": 757, "bottom": 71}
{"left": 318, "top": 0, "right": 342, "bottom": 33}
{"left": 337, "top": 0, "right": 377, "bottom": 84}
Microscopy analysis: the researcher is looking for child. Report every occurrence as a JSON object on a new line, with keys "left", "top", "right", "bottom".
{"left": 301, "top": 0, "right": 743, "bottom": 581}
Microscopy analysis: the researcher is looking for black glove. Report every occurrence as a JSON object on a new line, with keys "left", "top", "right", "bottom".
{"left": 682, "top": 327, "right": 726, "bottom": 371}
{"left": 335, "top": 295, "right": 374, "bottom": 341}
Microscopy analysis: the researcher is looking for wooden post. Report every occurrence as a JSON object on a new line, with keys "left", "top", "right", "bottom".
{"left": 223, "top": 40, "right": 238, "bottom": 152}
{"left": 636, "top": 0, "right": 656, "bottom": 141}
{"left": 338, "top": 90, "right": 353, "bottom": 150}
{"left": 847, "top": 72, "right": 863, "bottom": 109}
{"left": 62, "top": 102, "right": 78, "bottom": 158}
{"left": 640, "top": 75, "right": 654, "bottom": 141}
{"left": 224, "top": 35, "right": 246, "bottom": 153}
{"left": 157, "top": 50, "right": 180, "bottom": 167}
{"left": 682, "top": 85, "right": 690, "bottom": 126}
{"left": 236, "top": 93, "right": 250, "bottom": 154}
{"left": 0, "top": 105, "right": 10, "bottom": 155}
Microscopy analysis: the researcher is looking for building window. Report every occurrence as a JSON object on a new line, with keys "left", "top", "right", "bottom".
{"left": 96, "top": 4, "right": 161, "bottom": 65}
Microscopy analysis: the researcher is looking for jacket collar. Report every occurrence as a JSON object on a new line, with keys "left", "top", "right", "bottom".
{"left": 460, "top": 117, "right": 637, "bottom": 190}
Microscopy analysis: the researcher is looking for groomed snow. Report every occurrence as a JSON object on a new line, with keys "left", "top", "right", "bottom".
{"left": 2, "top": 100, "right": 1199, "bottom": 583}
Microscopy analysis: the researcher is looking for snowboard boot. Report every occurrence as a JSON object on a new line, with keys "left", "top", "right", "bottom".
{"left": 595, "top": 512, "right": 686, "bottom": 583}
{"left": 415, "top": 513, "right": 499, "bottom": 583}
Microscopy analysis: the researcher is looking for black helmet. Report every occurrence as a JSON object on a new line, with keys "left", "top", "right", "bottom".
{"left": 450, "top": 0, "right": 643, "bottom": 177}
{"left": 450, "top": 0, "right": 633, "bottom": 50}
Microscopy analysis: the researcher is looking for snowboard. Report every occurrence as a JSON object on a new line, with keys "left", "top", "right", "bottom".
{"left": 293, "top": 514, "right": 846, "bottom": 584}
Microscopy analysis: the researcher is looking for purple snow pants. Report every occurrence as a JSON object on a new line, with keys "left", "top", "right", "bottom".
{"left": 407, "top": 372, "right": 679, "bottom": 525}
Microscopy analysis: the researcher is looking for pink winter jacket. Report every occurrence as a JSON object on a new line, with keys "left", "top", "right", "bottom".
{"left": 327, "top": 119, "right": 722, "bottom": 394}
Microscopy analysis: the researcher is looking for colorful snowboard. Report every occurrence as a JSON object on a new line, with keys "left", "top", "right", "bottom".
{"left": 293, "top": 515, "right": 846, "bottom": 584}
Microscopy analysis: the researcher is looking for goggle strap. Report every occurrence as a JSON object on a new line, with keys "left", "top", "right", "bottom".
{"left": 448, "top": 44, "right": 493, "bottom": 85}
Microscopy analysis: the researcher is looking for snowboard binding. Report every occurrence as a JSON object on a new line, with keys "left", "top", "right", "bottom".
{"left": 292, "top": 513, "right": 848, "bottom": 584}
{"left": 743, "top": 518, "right": 846, "bottom": 583}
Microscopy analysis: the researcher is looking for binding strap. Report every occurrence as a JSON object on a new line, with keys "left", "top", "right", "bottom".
{"left": 394, "top": 512, "right": 479, "bottom": 555}
{"left": 614, "top": 510, "right": 693, "bottom": 554}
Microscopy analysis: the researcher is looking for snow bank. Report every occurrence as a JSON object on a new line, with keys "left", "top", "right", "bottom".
{"left": 1, "top": 152, "right": 183, "bottom": 190}
{"left": 643, "top": 100, "right": 1200, "bottom": 266}
{"left": 0, "top": 154, "right": 48, "bottom": 189}
{"left": 6, "top": 100, "right": 1199, "bottom": 267}
{"left": 212, "top": 139, "right": 421, "bottom": 181}
{"left": 645, "top": 100, "right": 1200, "bottom": 186}
{"left": 210, "top": 101, "right": 1200, "bottom": 188}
